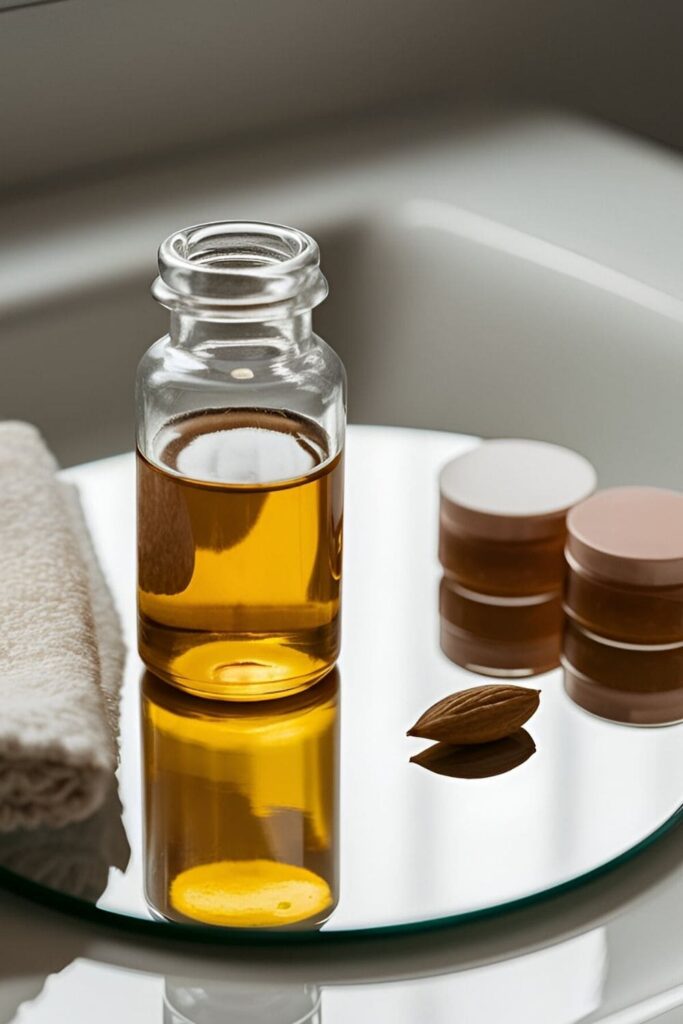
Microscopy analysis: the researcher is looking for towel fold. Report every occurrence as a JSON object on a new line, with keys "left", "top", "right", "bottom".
{"left": 0, "top": 781, "right": 130, "bottom": 901}
{"left": 0, "top": 422, "right": 125, "bottom": 832}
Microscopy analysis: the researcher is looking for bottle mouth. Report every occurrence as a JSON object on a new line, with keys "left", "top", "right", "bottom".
{"left": 152, "top": 221, "right": 328, "bottom": 319}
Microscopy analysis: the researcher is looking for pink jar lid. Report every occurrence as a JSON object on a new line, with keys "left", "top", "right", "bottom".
{"left": 567, "top": 486, "right": 683, "bottom": 587}
{"left": 439, "top": 439, "right": 597, "bottom": 541}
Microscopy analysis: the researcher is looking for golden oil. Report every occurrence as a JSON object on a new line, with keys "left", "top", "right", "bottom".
{"left": 142, "top": 670, "right": 338, "bottom": 929}
{"left": 137, "top": 408, "right": 343, "bottom": 701}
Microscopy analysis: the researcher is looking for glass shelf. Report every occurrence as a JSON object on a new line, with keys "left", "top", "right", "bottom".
{"left": 1, "top": 426, "right": 681, "bottom": 942}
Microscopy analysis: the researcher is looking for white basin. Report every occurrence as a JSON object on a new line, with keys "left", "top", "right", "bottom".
{"left": 319, "top": 202, "right": 683, "bottom": 487}
{"left": 2, "top": 109, "right": 682, "bottom": 487}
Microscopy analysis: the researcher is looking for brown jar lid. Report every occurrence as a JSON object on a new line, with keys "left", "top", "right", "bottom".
{"left": 567, "top": 487, "right": 683, "bottom": 587}
{"left": 440, "top": 439, "right": 597, "bottom": 541}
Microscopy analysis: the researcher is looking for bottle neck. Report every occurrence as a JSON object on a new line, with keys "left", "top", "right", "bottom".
{"left": 154, "top": 222, "right": 327, "bottom": 353}
{"left": 170, "top": 310, "right": 314, "bottom": 354}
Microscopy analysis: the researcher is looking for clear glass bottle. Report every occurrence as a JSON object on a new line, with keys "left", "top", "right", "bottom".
{"left": 136, "top": 222, "right": 346, "bottom": 701}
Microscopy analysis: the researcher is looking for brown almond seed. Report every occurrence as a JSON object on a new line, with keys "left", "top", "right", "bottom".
{"left": 407, "top": 684, "right": 540, "bottom": 745}
{"left": 410, "top": 729, "right": 536, "bottom": 779}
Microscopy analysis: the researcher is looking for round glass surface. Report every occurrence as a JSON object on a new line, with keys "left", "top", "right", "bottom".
{"left": 1, "top": 426, "right": 681, "bottom": 941}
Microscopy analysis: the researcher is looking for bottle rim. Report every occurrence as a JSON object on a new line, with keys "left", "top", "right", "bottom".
{"left": 152, "top": 220, "right": 328, "bottom": 318}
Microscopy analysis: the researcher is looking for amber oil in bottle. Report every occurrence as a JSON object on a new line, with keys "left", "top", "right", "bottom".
{"left": 138, "top": 408, "right": 343, "bottom": 701}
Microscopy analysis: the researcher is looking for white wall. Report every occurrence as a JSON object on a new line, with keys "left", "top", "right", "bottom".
{"left": 2, "top": 0, "right": 683, "bottom": 192}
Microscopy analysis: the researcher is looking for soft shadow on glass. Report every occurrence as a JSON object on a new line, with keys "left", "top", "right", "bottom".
{"left": 141, "top": 669, "right": 339, "bottom": 930}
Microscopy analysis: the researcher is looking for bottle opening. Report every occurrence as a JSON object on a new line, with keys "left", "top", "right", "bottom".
{"left": 173, "top": 223, "right": 309, "bottom": 268}
{"left": 153, "top": 220, "right": 327, "bottom": 318}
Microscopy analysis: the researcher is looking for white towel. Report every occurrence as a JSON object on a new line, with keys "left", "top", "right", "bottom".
{"left": 0, "top": 782, "right": 130, "bottom": 901}
{"left": 0, "top": 422, "right": 125, "bottom": 832}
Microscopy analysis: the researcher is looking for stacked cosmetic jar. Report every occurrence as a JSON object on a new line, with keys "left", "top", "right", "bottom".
{"left": 562, "top": 487, "right": 683, "bottom": 725}
{"left": 438, "top": 440, "right": 596, "bottom": 678}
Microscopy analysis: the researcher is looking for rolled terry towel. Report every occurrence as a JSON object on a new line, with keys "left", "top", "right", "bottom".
{"left": 0, "top": 422, "right": 125, "bottom": 832}
{"left": 0, "top": 781, "right": 130, "bottom": 901}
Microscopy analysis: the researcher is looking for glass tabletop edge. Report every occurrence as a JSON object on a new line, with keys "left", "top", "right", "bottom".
{"left": 1, "top": 803, "right": 681, "bottom": 948}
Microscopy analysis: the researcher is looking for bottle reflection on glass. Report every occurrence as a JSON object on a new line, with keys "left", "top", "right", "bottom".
{"left": 164, "top": 979, "right": 321, "bottom": 1024}
{"left": 141, "top": 670, "right": 339, "bottom": 930}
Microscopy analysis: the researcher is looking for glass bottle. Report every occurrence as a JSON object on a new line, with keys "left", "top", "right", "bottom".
{"left": 136, "top": 221, "right": 346, "bottom": 701}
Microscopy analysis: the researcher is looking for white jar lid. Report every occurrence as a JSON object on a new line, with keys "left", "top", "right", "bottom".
{"left": 567, "top": 486, "right": 683, "bottom": 586}
{"left": 440, "top": 439, "right": 597, "bottom": 541}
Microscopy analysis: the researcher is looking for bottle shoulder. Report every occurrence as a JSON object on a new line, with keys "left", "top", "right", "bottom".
{"left": 137, "top": 333, "right": 345, "bottom": 457}
{"left": 296, "top": 334, "right": 347, "bottom": 391}
{"left": 137, "top": 333, "right": 345, "bottom": 394}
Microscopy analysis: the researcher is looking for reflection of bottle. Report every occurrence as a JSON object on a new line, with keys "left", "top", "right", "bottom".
{"left": 142, "top": 671, "right": 338, "bottom": 929}
{"left": 164, "top": 979, "right": 321, "bottom": 1024}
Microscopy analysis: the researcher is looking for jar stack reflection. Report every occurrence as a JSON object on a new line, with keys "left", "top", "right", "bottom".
{"left": 142, "top": 670, "right": 339, "bottom": 929}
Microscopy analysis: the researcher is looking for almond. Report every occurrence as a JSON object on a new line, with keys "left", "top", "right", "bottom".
{"left": 410, "top": 729, "right": 536, "bottom": 779}
{"left": 407, "top": 684, "right": 540, "bottom": 745}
